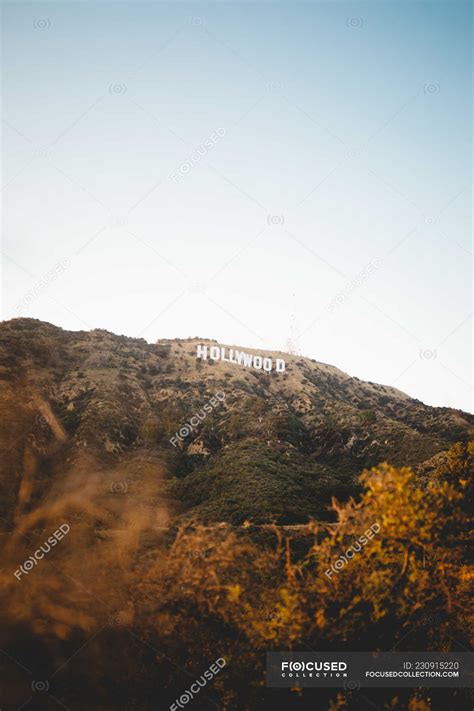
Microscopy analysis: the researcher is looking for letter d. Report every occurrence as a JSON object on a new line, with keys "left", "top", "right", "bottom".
{"left": 60, "top": 523, "right": 70, "bottom": 535}
{"left": 276, "top": 358, "right": 285, "bottom": 372}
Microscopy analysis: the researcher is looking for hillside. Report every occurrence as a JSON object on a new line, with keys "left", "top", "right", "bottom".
{"left": 0, "top": 317, "right": 472, "bottom": 530}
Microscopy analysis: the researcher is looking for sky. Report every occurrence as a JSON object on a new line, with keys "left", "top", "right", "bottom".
{"left": 1, "top": 0, "right": 472, "bottom": 411}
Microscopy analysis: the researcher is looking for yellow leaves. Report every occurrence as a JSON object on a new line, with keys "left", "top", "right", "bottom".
{"left": 408, "top": 695, "right": 432, "bottom": 711}
{"left": 275, "top": 588, "right": 299, "bottom": 626}
{"left": 459, "top": 567, "right": 473, "bottom": 583}
{"left": 371, "top": 596, "right": 390, "bottom": 622}
{"left": 328, "top": 693, "right": 349, "bottom": 711}
{"left": 250, "top": 587, "right": 308, "bottom": 645}
{"left": 315, "top": 608, "right": 326, "bottom": 629}
{"left": 226, "top": 584, "right": 241, "bottom": 602}
{"left": 132, "top": 442, "right": 471, "bottom": 661}
{"left": 290, "top": 686, "right": 304, "bottom": 696}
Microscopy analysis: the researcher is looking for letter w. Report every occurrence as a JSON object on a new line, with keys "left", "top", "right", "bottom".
{"left": 235, "top": 351, "right": 253, "bottom": 367}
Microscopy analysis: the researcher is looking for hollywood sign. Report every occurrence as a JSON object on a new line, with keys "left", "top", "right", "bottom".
{"left": 197, "top": 345, "right": 285, "bottom": 372}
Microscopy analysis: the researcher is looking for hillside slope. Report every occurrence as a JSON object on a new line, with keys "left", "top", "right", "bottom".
{"left": 0, "top": 318, "right": 472, "bottom": 527}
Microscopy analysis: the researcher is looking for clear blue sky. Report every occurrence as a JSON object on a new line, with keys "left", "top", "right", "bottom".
{"left": 2, "top": 0, "right": 472, "bottom": 411}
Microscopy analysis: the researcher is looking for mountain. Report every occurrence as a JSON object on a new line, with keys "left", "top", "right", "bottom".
{"left": 0, "top": 317, "right": 472, "bottom": 529}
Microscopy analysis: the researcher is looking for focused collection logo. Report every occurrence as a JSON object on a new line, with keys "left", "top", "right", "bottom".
{"left": 325, "top": 522, "right": 381, "bottom": 579}
{"left": 267, "top": 652, "right": 471, "bottom": 688}
{"left": 281, "top": 660, "right": 348, "bottom": 678}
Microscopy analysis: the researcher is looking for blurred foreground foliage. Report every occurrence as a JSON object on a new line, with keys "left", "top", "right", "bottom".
{"left": 1, "top": 443, "right": 472, "bottom": 710}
